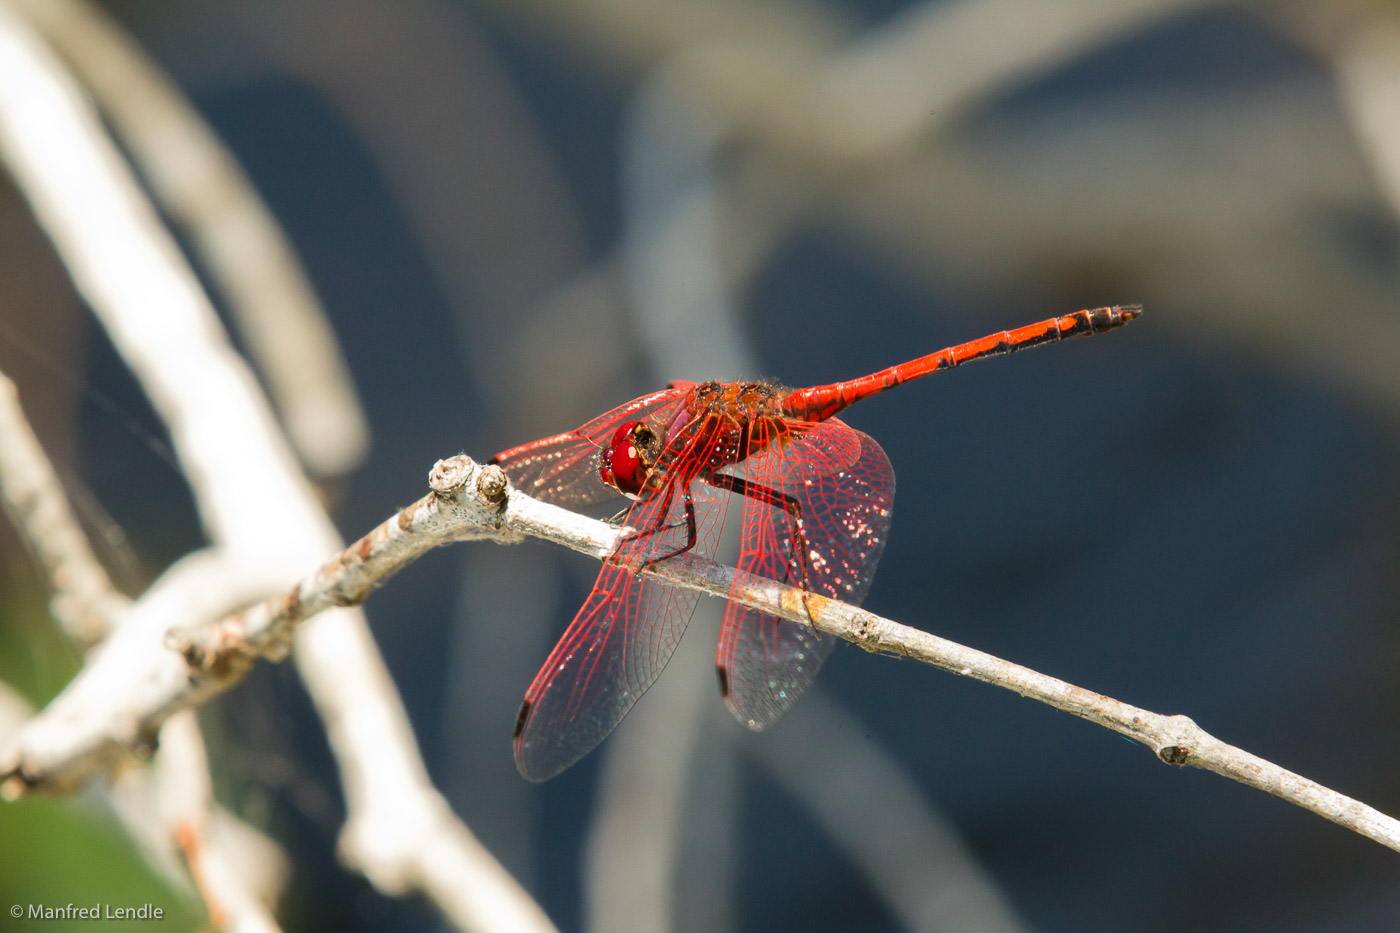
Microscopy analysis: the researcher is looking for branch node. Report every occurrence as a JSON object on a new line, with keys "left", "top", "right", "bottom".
{"left": 1155, "top": 714, "right": 1201, "bottom": 765}
{"left": 848, "top": 611, "right": 885, "bottom": 653}
{"left": 429, "top": 454, "right": 472, "bottom": 496}
{"left": 475, "top": 463, "right": 508, "bottom": 505}
{"left": 163, "top": 627, "right": 199, "bottom": 666}
{"left": 165, "top": 620, "right": 262, "bottom": 679}
{"left": 1158, "top": 745, "right": 1191, "bottom": 765}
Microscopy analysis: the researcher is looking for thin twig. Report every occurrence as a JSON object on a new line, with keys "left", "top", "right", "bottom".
{"left": 7, "top": 454, "right": 1396, "bottom": 852}
{"left": 0, "top": 10, "right": 554, "bottom": 931}
{"left": 6, "top": 0, "right": 370, "bottom": 476}
{"left": 159, "top": 713, "right": 283, "bottom": 933}
{"left": 0, "top": 370, "right": 284, "bottom": 930}
{"left": 0, "top": 370, "right": 126, "bottom": 647}
{"left": 248, "top": 461, "right": 1400, "bottom": 856}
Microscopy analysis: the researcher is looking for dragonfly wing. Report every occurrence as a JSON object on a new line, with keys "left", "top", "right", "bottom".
{"left": 490, "top": 430, "right": 616, "bottom": 508}
{"left": 513, "top": 417, "right": 731, "bottom": 780}
{"left": 492, "top": 387, "right": 691, "bottom": 508}
{"left": 575, "top": 386, "right": 690, "bottom": 444}
{"left": 716, "top": 418, "right": 894, "bottom": 730}
{"left": 513, "top": 558, "right": 703, "bottom": 781}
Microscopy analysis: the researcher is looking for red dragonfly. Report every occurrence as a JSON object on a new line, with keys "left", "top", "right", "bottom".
{"left": 492, "top": 305, "right": 1139, "bottom": 780}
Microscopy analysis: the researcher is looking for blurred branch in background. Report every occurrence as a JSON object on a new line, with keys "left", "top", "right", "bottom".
{"left": 0, "top": 3, "right": 552, "bottom": 930}
{"left": 8, "top": 0, "right": 369, "bottom": 477}
{"left": 483, "top": 0, "right": 1400, "bottom": 415}
{"left": 578, "top": 63, "right": 759, "bottom": 933}
{"left": 1270, "top": 3, "right": 1400, "bottom": 222}
{"left": 0, "top": 368, "right": 285, "bottom": 932}
{"left": 0, "top": 372, "right": 129, "bottom": 650}
{"left": 227, "top": 0, "right": 593, "bottom": 427}
{"left": 750, "top": 690, "right": 1028, "bottom": 933}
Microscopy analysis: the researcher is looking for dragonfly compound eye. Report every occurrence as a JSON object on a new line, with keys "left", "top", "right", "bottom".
{"left": 601, "top": 421, "right": 654, "bottom": 495}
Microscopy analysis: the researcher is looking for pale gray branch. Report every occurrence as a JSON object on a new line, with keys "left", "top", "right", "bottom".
{"left": 6, "top": 0, "right": 370, "bottom": 476}
{"left": 0, "top": 370, "right": 284, "bottom": 931}
{"left": 0, "top": 369, "right": 127, "bottom": 647}
{"left": 8, "top": 453, "right": 1394, "bottom": 855}
{"left": 0, "top": 10, "right": 552, "bottom": 930}
{"left": 154, "top": 713, "right": 284, "bottom": 933}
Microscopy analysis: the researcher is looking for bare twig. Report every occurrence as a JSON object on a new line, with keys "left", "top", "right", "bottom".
{"left": 158, "top": 714, "right": 282, "bottom": 933}
{"left": 0, "top": 372, "right": 283, "bottom": 930}
{"left": 0, "top": 10, "right": 554, "bottom": 931}
{"left": 0, "top": 549, "right": 299, "bottom": 796}
{"left": 6, "top": 0, "right": 370, "bottom": 476}
{"left": 2, "top": 680, "right": 286, "bottom": 931}
{"left": 0, "top": 370, "right": 127, "bottom": 647}
{"left": 0, "top": 459, "right": 510, "bottom": 794}
{"left": 7, "top": 453, "right": 1396, "bottom": 852}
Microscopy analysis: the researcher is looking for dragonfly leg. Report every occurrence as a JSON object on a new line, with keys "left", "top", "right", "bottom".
{"left": 615, "top": 482, "right": 699, "bottom": 570}
{"left": 638, "top": 487, "right": 698, "bottom": 570}
{"left": 705, "top": 472, "right": 816, "bottom": 594}
{"left": 608, "top": 501, "right": 687, "bottom": 533}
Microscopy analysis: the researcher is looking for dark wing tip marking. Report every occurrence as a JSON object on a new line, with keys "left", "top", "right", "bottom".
{"left": 513, "top": 700, "right": 532, "bottom": 738}
{"left": 716, "top": 665, "right": 730, "bottom": 698}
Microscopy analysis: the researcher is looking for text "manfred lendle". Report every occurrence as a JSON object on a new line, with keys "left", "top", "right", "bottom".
{"left": 27, "top": 903, "right": 164, "bottom": 919}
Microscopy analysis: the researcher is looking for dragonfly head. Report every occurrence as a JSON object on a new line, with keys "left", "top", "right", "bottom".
{"left": 600, "top": 421, "right": 658, "bottom": 497}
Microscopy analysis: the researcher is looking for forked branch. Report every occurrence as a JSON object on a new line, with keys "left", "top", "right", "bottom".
{"left": 5, "top": 454, "right": 1396, "bottom": 854}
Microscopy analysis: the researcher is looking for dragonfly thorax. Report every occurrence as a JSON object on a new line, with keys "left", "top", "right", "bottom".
{"left": 688, "top": 380, "right": 787, "bottom": 418}
{"left": 680, "top": 381, "right": 791, "bottom": 466}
